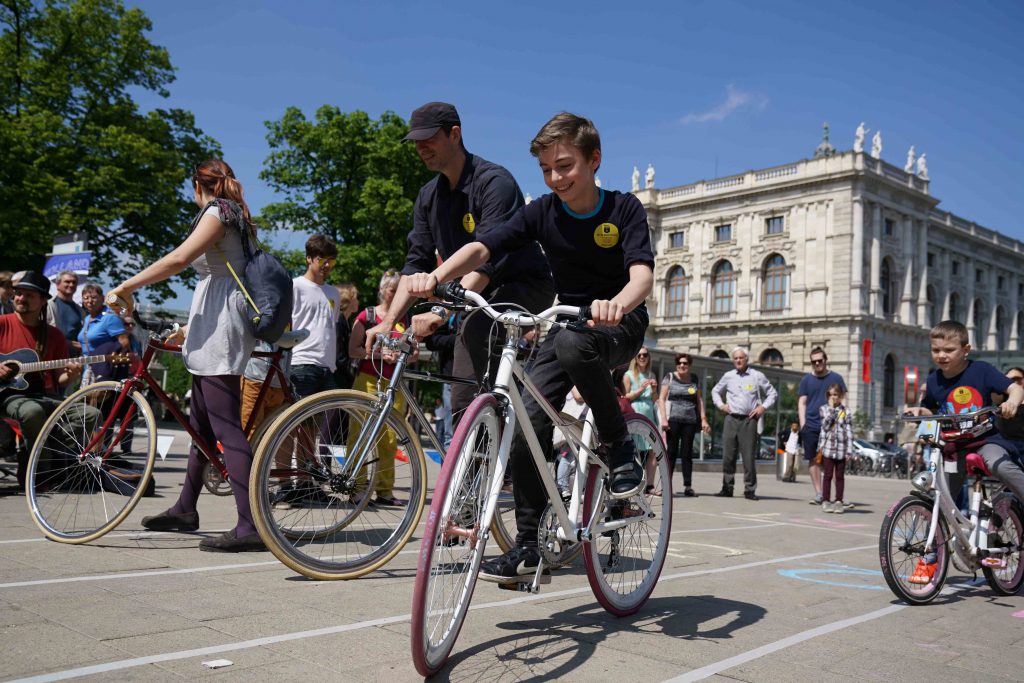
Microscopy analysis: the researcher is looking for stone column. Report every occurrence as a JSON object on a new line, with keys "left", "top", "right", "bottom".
{"left": 851, "top": 197, "right": 864, "bottom": 314}
{"left": 900, "top": 214, "right": 915, "bottom": 324}
{"left": 916, "top": 219, "right": 930, "bottom": 327}
{"left": 1010, "top": 275, "right": 1021, "bottom": 351}
{"left": 965, "top": 257, "right": 977, "bottom": 346}
{"left": 987, "top": 268, "right": 999, "bottom": 350}
{"left": 870, "top": 202, "right": 882, "bottom": 316}
{"left": 941, "top": 251, "right": 952, "bottom": 320}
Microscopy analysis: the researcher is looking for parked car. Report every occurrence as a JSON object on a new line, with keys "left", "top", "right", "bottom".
{"left": 852, "top": 439, "right": 884, "bottom": 468}
{"left": 871, "top": 441, "right": 910, "bottom": 478}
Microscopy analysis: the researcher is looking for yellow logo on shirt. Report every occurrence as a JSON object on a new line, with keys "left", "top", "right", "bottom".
{"left": 687, "top": 387, "right": 696, "bottom": 395}
{"left": 594, "top": 223, "right": 619, "bottom": 248}
{"left": 952, "top": 387, "right": 973, "bottom": 404}
{"left": 839, "top": 411, "right": 846, "bottom": 419}
{"left": 462, "top": 213, "right": 476, "bottom": 233}
{"left": 745, "top": 383, "right": 754, "bottom": 391}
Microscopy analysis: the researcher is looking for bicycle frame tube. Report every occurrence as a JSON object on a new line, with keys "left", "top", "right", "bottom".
{"left": 922, "top": 442, "right": 972, "bottom": 557}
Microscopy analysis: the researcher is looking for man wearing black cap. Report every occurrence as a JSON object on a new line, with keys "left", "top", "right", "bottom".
{"left": 366, "top": 102, "right": 554, "bottom": 419}
{"left": 0, "top": 271, "right": 88, "bottom": 487}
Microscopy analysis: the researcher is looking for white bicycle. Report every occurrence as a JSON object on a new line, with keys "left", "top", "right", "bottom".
{"left": 410, "top": 284, "right": 671, "bottom": 676}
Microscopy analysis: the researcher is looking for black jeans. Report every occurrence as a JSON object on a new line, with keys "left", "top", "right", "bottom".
{"left": 666, "top": 420, "right": 698, "bottom": 487}
{"left": 512, "top": 308, "right": 648, "bottom": 548}
{"left": 290, "top": 364, "right": 337, "bottom": 399}
{"left": 450, "top": 275, "right": 555, "bottom": 420}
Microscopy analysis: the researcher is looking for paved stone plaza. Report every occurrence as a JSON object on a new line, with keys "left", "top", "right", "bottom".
{"left": 2, "top": 426, "right": 1023, "bottom": 682}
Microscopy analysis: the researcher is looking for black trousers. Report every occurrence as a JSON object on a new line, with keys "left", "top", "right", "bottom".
{"left": 450, "top": 276, "right": 555, "bottom": 419}
{"left": 512, "top": 308, "right": 648, "bottom": 548}
{"left": 667, "top": 420, "right": 698, "bottom": 487}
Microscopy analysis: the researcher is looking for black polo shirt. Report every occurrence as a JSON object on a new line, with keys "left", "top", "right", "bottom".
{"left": 476, "top": 189, "right": 654, "bottom": 307}
{"left": 402, "top": 153, "right": 550, "bottom": 292}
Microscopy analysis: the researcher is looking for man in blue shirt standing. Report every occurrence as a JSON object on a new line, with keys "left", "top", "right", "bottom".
{"left": 798, "top": 347, "right": 848, "bottom": 505}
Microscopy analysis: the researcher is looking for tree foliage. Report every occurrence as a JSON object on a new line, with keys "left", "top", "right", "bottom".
{"left": 0, "top": 0, "right": 220, "bottom": 299}
{"left": 259, "top": 106, "right": 433, "bottom": 298}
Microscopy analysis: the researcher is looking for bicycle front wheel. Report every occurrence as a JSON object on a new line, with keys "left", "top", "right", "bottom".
{"left": 879, "top": 495, "right": 950, "bottom": 605}
{"left": 411, "top": 394, "right": 501, "bottom": 677}
{"left": 250, "top": 390, "right": 427, "bottom": 580}
{"left": 984, "top": 494, "right": 1024, "bottom": 595}
{"left": 583, "top": 413, "right": 672, "bottom": 616}
{"left": 25, "top": 381, "right": 157, "bottom": 543}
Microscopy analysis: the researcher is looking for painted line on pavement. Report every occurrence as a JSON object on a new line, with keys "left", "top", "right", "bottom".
{"left": 9, "top": 542, "right": 876, "bottom": 682}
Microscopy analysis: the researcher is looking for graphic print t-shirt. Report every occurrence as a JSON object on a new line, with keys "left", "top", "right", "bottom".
{"left": 922, "top": 360, "right": 1013, "bottom": 447}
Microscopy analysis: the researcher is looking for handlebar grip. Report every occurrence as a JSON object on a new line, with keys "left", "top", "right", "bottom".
{"left": 435, "top": 281, "right": 467, "bottom": 303}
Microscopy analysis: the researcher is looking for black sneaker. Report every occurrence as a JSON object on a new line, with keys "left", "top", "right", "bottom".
{"left": 607, "top": 440, "right": 644, "bottom": 499}
{"left": 478, "top": 546, "right": 548, "bottom": 584}
{"left": 714, "top": 488, "right": 733, "bottom": 498}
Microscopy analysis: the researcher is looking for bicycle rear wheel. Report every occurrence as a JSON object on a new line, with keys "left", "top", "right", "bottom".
{"left": 984, "top": 494, "right": 1024, "bottom": 595}
{"left": 582, "top": 414, "right": 671, "bottom": 616}
{"left": 411, "top": 394, "right": 501, "bottom": 677}
{"left": 879, "top": 495, "right": 950, "bottom": 604}
{"left": 25, "top": 381, "right": 157, "bottom": 543}
{"left": 203, "top": 402, "right": 293, "bottom": 496}
{"left": 250, "top": 390, "right": 427, "bottom": 580}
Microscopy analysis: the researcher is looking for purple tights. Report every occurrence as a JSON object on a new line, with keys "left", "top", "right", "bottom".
{"left": 169, "top": 375, "right": 257, "bottom": 537}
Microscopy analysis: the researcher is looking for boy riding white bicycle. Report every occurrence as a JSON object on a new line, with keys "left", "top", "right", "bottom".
{"left": 905, "top": 320, "right": 1024, "bottom": 584}
{"left": 407, "top": 112, "right": 655, "bottom": 584}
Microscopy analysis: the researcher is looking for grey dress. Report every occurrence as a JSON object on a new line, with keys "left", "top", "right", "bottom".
{"left": 182, "top": 205, "right": 256, "bottom": 376}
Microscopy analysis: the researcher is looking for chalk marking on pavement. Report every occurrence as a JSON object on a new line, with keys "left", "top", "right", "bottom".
{"left": 660, "top": 577, "right": 985, "bottom": 683}
{"left": 673, "top": 522, "right": 783, "bottom": 535}
{"left": 9, "top": 543, "right": 877, "bottom": 683}
{"left": 671, "top": 541, "right": 744, "bottom": 556}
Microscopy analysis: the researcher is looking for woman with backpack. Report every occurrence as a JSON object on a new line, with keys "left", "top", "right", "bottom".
{"left": 347, "top": 270, "right": 417, "bottom": 506}
{"left": 106, "top": 159, "right": 264, "bottom": 552}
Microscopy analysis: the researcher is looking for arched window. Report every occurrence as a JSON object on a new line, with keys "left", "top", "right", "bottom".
{"left": 759, "top": 348, "right": 784, "bottom": 367}
{"left": 926, "top": 285, "right": 937, "bottom": 328}
{"left": 711, "top": 260, "right": 735, "bottom": 314}
{"left": 948, "top": 292, "right": 961, "bottom": 322}
{"left": 881, "top": 258, "right": 894, "bottom": 316}
{"left": 883, "top": 354, "right": 897, "bottom": 408}
{"left": 663, "top": 266, "right": 688, "bottom": 320}
{"left": 762, "top": 254, "right": 788, "bottom": 311}
{"left": 973, "top": 299, "right": 986, "bottom": 350}
{"left": 710, "top": 349, "right": 730, "bottom": 359}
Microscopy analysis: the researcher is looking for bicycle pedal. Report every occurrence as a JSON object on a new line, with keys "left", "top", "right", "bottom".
{"left": 981, "top": 556, "right": 1007, "bottom": 569}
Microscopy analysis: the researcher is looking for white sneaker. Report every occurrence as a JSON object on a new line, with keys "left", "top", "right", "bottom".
{"left": 821, "top": 501, "right": 835, "bottom": 513}
{"left": 833, "top": 500, "right": 845, "bottom": 514}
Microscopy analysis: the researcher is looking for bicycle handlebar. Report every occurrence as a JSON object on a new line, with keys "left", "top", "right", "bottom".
{"left": 432, "top": 281, "right": 591, "bottom": 329}
{"left": 900, "top": 406, "right": 999, "bottom": 423}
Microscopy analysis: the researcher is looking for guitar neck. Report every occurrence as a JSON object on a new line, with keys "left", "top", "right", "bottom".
{"left": 18, "top": 353, "right": 110, "bottom": 375}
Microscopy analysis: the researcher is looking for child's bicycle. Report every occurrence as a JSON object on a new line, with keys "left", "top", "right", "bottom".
{"left": 879, "top": 408, "right": 1024, "bottom": 604}
{"left": 410, "top": 284, "right": 671, "bottom": 676}
{"left": 24, "top": 311, "right": 305, "bottom": 544}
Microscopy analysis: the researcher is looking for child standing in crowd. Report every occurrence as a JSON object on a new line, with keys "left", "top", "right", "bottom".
{"left": 818, "top": 385, "right": 853, "bottom": 513}
{"left": 407, "top": 112, "right": 654, "bottom": 584}
{"left": 107, "top": 159, "right": 263, "bottom": 553}
{"left": 782, "top": 422, "right": 800, "bottom": 482}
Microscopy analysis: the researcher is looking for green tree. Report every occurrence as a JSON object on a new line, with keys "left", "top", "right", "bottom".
{"left": 0, "top": 0, "right": 220, "bottom": 300}
{"left": 259, "top": 106, "right": 434, "bottom": 298}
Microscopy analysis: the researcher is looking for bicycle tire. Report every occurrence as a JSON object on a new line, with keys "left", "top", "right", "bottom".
{"left": 411, "top": 393, "right": 501, "bottom": 677}
{"left": 983, "top": 494, "right": 1024, "bottom": 595}
{"left": 250, "top": 389, "right": 427, "bottom": 580}
{"left": 25, "top": 381, "right": 157, "bottom": 543}
{"left": 490, "top": 411, "right": 583, "bottom": 568}
{"left": 582, "top": 413, "right": 672, "bottom": 616}
{"left": 878, "top": 495, "right": 950, "bottom": 605}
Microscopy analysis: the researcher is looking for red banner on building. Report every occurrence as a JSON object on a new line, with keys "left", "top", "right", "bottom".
{"left": 862, "top": 339, "right": 873, "bottom": 383}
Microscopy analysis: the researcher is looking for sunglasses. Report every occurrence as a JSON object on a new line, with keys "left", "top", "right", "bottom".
{"left": 317, "top": 257, "right": 337, "bottom": 268}
{"left": 637, "top": 353, "right": 649, "bottom": 359}
{"left": 677, "top": 361, "right": 689, "bottom": 365}
{"left": 810, "top": 358, "right": 826, "bottom": 365}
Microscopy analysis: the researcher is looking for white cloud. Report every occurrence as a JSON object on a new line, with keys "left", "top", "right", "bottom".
{"left": 680, "top": 84, "right": 768, "bottom": 124}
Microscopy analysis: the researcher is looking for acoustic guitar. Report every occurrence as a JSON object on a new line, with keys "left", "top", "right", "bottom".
{"left": 0, "top": 341, "right": 132, "bottom": 392}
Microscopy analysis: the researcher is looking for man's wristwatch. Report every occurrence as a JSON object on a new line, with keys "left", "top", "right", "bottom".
{"left": 429, "top": 305, "right": 447, "bottom": 319}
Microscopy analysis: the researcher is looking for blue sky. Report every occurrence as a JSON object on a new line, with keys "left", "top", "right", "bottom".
{"left": 130, "top": 0, "right": 1023, "bottom": 253}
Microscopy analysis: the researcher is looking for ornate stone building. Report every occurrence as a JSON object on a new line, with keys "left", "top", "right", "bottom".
{"left": 637, "top": 130, "right": 1024, "bottom": 435}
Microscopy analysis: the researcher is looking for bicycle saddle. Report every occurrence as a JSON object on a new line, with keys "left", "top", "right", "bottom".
{"left": 965, "top": 452, "right": 992, "bottom": 478}
{"left": 276, "top": 329, "right": 310, "bottom": 349}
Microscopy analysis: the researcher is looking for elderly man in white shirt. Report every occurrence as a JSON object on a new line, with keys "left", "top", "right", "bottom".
{"left": 711, "top": 347, "right": 777, "bottom": 500}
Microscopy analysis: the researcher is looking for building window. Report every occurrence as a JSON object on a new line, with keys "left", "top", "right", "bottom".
{"left": 711, "top": 260, "right": 735, "bottom": 314}
{"left": 998, "top": 275, "right": 1005, "bottom": 289}
{"left": 926, "top": 285, "right": 937, "bottom": 328}
{"left": 714, "top": 224, "right": 732, "bottom": 242}
{"left": 710, "top": 349, "right": 730, "bottom": 359}
{"left": 669, "top": 231, "right": 685, "bottom": 249}
{"left": 881, "top": 259, "right": 894, "bottom": 316}
{"left": 927, "top": 252, "right": 935, "bottom": 267}
{"left": 883, "top": 218, "right": 895, "bottom": 237}
{"left": 1019, "top": 283, "right": 1024, "bottom": 299}
{"left": 759, "top": 348, "right": 784, "bottom": 367}
{"left": 765, "top": 216, "right": 785, "bottom": 235}
{"left": 664, "top": 266, "right": 688, "bottom": 320}
{"left": 973, "top": 300, "right": 986, "bottom": 350}
{"left": 949, "top": 292, "right": 961, "bottom": 322}
{"left": 762, "top": 254, "right": 788, "bottom": 311}
{"left": 952, "top": 261, "right": 960, "bottom": 276}
{"left": 883, "top": 354, "right": 896, "bottom": 408}
{"left": 976, "top": 269, "right": 983, "bottom": 283}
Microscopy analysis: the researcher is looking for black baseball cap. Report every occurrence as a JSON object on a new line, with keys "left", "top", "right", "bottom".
{"left": 13, "top": 271, "right": 52, "bottom": 299}
{"left": 403, "top": 102, "right": 461, "bottom": 141}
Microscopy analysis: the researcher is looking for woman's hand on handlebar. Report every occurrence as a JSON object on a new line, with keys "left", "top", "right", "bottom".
{"left": 587, "top": 299, "right": 624, "bottom": 327}
{"left": 411, "top": 312, "right": 444, "bottom": 339}
{"left": 106, "top": 287, "right": 134, "bottom": 317}
{"left": 406, "top": 272, "right": 438, "bottom": 298}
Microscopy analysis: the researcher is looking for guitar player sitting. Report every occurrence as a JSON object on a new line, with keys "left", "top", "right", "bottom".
{"left": 0, "top": 271, "right": 98, "bottom": 489}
